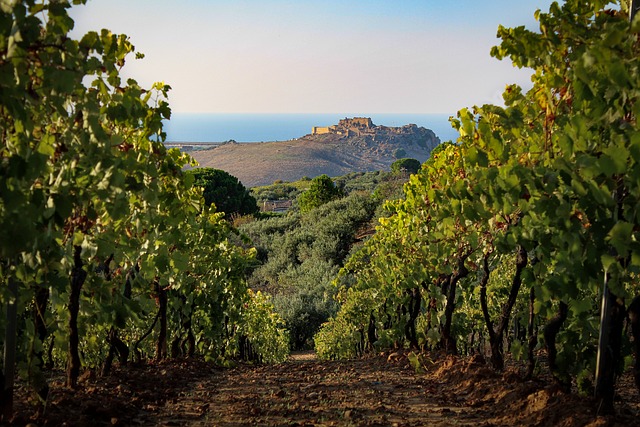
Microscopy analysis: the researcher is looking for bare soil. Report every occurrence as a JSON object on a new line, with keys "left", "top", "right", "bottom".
{"left": 10, "top": 351, "right": 640, "bottom": 426}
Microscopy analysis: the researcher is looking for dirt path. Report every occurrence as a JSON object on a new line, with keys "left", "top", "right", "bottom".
{"left": 196, "top": 352, "right": 480, "bottom": 426}
{"left": 12, "top": 351, "right": 640, "bottom": 426}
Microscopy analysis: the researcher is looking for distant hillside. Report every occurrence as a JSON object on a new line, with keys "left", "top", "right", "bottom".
{"left": 188, "top": 117, "right": 440, "bottom": 187}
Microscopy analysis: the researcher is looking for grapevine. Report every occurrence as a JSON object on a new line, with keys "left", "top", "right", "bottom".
{"left": 0, "top": 1, "right": 288, "bottom": 419}
{"left": 316, "top": 0, "right": 640, "bottom": 414}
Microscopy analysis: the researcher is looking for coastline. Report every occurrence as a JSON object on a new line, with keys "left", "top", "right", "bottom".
{"left": 163, "top": 113, "right": 458, "bottom": 144}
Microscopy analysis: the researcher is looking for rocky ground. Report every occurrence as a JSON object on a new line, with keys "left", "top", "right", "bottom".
{"left": 10, "top": 351, "right": 640, "bottom": 426}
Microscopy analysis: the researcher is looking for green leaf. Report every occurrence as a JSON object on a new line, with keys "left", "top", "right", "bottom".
{"left": 596, "top": 154, "right": 618, "bottom": 177}
{"left": 73, "top": 232, "right": 84, "bottom": 246}
{"left": 570, "top": 298, "right": 593, "bottom": 316}
{"left": 172, "top": 251, "right": 189, "bottom": 272}
{"left": 602, "top": 145, "right": 629, "bottom": 175}
{"left": 37, "top": 134, "right": 56, "bottom": 156}
{"left": 607, "top": 222, "right": 633, "bottom": 256}
{"left": 466, "top": 146, "right": 489, "bottom": 167}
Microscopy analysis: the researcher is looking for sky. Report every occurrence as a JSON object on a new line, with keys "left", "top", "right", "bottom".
{"left": 70, "top": 0, "right": 558, "bottom": 114}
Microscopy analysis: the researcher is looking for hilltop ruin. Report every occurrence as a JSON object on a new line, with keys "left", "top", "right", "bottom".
{"left": 310, "top": 117, "right": 437, "bottom": 141}
{"left": 312, "top": 117, "right": 374, "bottom": 137}
{"left": 308, "top": 117, "right": 439, "bottom": 151}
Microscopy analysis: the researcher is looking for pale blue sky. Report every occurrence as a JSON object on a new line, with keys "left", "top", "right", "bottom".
{"left": 70, "top": 1, "right": 560, "bottom": 114}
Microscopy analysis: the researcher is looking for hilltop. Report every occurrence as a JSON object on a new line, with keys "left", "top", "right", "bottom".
{"left": 188, "top": 117, "right": 440, "bottom": 187}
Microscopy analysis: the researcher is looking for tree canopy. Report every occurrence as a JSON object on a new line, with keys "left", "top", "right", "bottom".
{"left": 391, "top": 158, "right": 421, "bottom": 175}
{"left": 297, "top": 174, "right": 344, "bottom": 213}
{"left": 187, "top": 168, "right": 258, "bottom": 218}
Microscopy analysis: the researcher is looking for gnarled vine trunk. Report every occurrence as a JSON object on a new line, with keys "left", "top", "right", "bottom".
{"left": 441, "top": 255, "right": 469, "bottom": 355}
{"left": 367, "top": 313, "right": 378, "bottom": 350}
{"left": 479, "top": 254, "right": 495, "bottom": 357}
{"left": 427, "top": 275, "right": 447, "bottom": 330}
{"left": 490, "top": 246, "right": 527, "bottom": 370}
{"left": 543, "top": 301, "right": 569, "bottom": 390}
{"left": 101, "top": 256, "right": 131, "bottom": 376}
{"left": 67, "top": 245, "right": 87, "bottom": 388}
{"left": 102, "top": 328, "right": 129, "bottom": 376}
{"left": 404, "top": 287, "right": 421, "bottom": 348}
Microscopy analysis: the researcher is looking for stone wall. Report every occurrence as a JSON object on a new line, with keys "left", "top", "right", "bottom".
{"left": 312, "top": 126, "right": 331, "bottom": 135}
{"left": 339, "top": 117, "right": 373, "bottom": 129}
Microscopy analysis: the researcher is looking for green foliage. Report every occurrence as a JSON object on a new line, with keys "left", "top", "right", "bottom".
{"left": 242, "top": 193, "right": 378, "bottom": 286}
{"left": 333, "top": 171, "right": 391, "bottom": 194}
{"left": 272, "top": 259, "right": 339, "bottom": 349}
{"left": 240, "top": 192, "right": 379, "bottom": 349}
{"left": 235, "top": 290, "right": 289, "bottom": 364}
{"left": 391, "top": 158, "right": 421, "bottom": 175}
{"left": 314, "top": 312, "right": 362, "bottom": 360}
{"left": 0, "top": 0, "right": 287, "bottom": 400}
{"left": 251, "top": 180, "right": 310, "bottom": 207}
{"left": 297, "top": 174, "right": 344, "bottom": 213}
{"left": 187, "top": 168, "right": 258, "bottom": 218}
{"left": 314, "top": 2, "right": 640, "bottom": 403}
{"left": 250, "top": 171, "right": 398, "bottom": 211}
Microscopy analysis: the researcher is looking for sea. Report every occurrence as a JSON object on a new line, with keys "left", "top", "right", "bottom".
{"left": 163, "top": 113, "right": 459, "bottom": 144}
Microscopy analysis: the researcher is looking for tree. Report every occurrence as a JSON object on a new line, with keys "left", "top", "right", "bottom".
{"left": 391, "top": 158, "right": 421, "bottom": 175}
{"left": 187, "top": 168, "right": 258, "bottom": 218}
{"left": 297, "top": 174, "right": 343, "bottom": 213}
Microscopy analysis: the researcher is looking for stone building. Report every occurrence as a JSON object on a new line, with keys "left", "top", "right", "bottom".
{"left": 311, "top": 117, "right": 375, "bottom": 136}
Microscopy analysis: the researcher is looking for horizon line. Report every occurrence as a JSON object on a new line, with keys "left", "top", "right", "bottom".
{"left": 167, "top": 111, "right": 457, "bottom": 116}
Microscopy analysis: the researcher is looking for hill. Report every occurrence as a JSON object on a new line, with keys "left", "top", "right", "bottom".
{"left": 187, "top": 117, "right": 440, "bottom": 187}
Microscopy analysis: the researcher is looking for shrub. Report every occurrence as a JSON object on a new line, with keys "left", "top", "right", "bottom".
{"left": 297, "top": 174, "right": 343, "bottom": 213}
